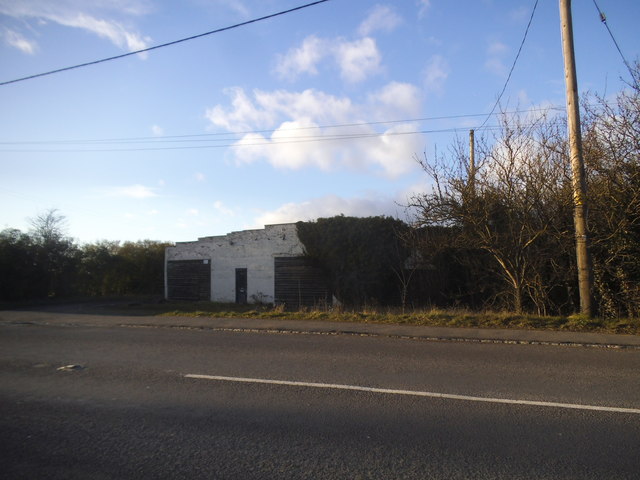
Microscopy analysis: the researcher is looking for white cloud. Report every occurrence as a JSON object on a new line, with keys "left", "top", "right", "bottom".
{"left": 106, "top": 184, "right": 158, "bottom": 198}
{"left": 401, "top": 179, "right": 429, "bottom": 203}
{"left": 210, "top": 0, "right": 249, "bottom": 17}
{"left": 423, "top": 55, "right": 450, "bottom": 93}
{"left": 335, "top": 37, "right": 381, "bottom": 83}
{"left": 427, "top": 36, "right": 443, "bottom": 47}
{"left": 214, "top": 200, "right": 235, "bottom": 216}
{"left": 0, "top": 0, "right": 151, "bottom": 54}
{"left": 195, "top": 172, "right": 206, "bottom": 182}
{"left": 485, "top": 41, "right": 509, "bottom": 77}
{"left": 487, "top": 41, "right": 508, "bottom": 56}
{"left": 274, "top": 35, "right": 382, "bottom": 84}
{"left": 206, "top": 87, "right": 276, "bottom": 132}
{"left": 0, "top": 0, "right": 152, "bottom": 18}
{"left": 151, "top": 125, "right": 164, "bottom": 136}
{"left": 515, "top": 89, "right": 532, "bottom": 107}
{"left": 207, "top": 87, "right": 354, "bottom": 133}
{"left": 256, "top": 88, "right": 354, "bottom": 122}
{"left": 358, "top": 5, "right": 402, "bottom": 36}
{"left": 485, "top": 58, "right": 508, "bottom": 77}
{"left": 3, "top": 29, "right": 37, "bottom": 54}
{"left": 368, "top": 82, "right": 423, "bottom": 118}
{"left": 417, "top": 0, "right": 431, "bottom": 19}
{"left": 253, "top": 193, "right": 404, "bottom": 227}
{"left": 366, "top": 123, "right": 424, "bottom": 178}
{"left": 186, "top": 208, "right": 199, "bottom": 216}
{"left": 206, "top": 83, "right": 424, "bottom": 178}
{"left": 510, "top": 6, "right": 529, "bottom": 22}
{"left": 63, "top": 13, "right": 149, "bottom": 53}
{"left": 275, "top": 35, "right": 327, "bottom": 80}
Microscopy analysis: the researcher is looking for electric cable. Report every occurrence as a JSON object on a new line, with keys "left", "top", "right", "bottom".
{"left": 477, "top": 0, "right": 540, "bottom": 129}
{"left": 0, "top": 0, "right": 332, "bottom": 87}
{"left": 0, "top": 106, "right": 565, "bottom": 147}
{"left": 1, "top": 123, "right": 563, "bottom": 154}
{"left": 591, "top": 0, "right": 638, "bottom": 88}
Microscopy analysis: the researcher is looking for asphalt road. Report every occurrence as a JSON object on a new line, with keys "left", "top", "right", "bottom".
{"left": 1, "top": 315, "right": 639, "bottom": 479}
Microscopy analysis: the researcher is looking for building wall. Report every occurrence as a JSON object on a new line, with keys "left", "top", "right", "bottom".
{"left": 165, "top": 223, "right": 304, "bottom": 303}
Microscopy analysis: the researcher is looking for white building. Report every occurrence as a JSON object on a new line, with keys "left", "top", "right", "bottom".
{"left": 164, "top": 223, "right": 329, "bottom": 308}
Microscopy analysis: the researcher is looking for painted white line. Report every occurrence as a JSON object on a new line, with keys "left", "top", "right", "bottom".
{"left": 184, "top": 374, "right": 640, "bottom": 415}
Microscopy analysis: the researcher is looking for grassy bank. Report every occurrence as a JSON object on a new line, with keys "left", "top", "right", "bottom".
{"left": 3, "top": 297, "right": 638, "bottom": 335}
{"left": 157, "top": 302, "right": 639, "bottom": 335}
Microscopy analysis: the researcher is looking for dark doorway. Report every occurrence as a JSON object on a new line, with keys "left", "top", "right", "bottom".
{"left": 235, "top": 268, "right": 247, "bottom": 304}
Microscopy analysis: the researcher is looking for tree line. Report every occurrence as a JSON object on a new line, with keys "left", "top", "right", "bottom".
{"left": 0, "top": 210, "right": 169, "bottom": 302}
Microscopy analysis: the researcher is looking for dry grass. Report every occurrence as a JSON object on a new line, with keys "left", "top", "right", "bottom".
{"left": 4, "top": 297, "right": 637, "bottom": 335}
{"left": 157, "top": 303, "right": 640, "bottom": 335}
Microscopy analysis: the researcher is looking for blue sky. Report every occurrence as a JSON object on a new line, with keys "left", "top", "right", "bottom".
{"left": 1, "top": 0, "right": 638, "bottom": 244}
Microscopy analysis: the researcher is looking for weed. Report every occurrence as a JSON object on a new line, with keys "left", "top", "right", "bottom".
{"left": 68, "top": 298, "right": 637, "bottom": 335}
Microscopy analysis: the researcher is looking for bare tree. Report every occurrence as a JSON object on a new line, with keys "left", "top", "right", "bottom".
{"left": 410, "top": 110, "right": 572, "bottom": 313}
{"left": 28, "top": 209, "right": 77, "bottom": 297}
{"left": 29, "top": 208, "right": 68, "bottom": 244}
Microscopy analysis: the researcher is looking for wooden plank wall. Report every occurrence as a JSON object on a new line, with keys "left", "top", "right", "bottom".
{"left": 274, "top": 257, "right": 331, "bottom": 310}
{"left": 167, "top": 259, "right": 211, "bottom": 301}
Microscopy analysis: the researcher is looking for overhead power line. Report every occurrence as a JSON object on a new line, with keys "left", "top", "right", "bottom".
{"left": 591, "top": 0, "right": 638, "bottom": 88}
{"left": 0, "top": 0, "right": 332, "bottom": 87}
{"left": 1, "top": 117, "right": 569, "bottom": 154}
{"left": 478, "top": 0, "right": 540, "bottom": 129}
{"left": 0, "top": 126, "right": 510, "bottom": 153}
{"left": 0, "top": 106, "right": 566, "bottom": 148}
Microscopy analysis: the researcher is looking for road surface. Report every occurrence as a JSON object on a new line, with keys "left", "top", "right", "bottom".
{"left": 1, "top": 313, "right": 639, "bottom": 479}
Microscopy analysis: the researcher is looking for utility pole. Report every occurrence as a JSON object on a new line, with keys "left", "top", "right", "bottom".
{"left": 559, "top": 0, "right": 593, "bottom": 317}
{"left": 469, "top": 129, "right": 475, "bottom": 196}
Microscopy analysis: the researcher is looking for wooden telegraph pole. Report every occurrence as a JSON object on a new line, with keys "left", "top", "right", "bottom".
{"left": 559, "top": 0, "right": 593, "bottom": 317}
{"left": 469, "top": 129, "right": 475, "bottom": 196}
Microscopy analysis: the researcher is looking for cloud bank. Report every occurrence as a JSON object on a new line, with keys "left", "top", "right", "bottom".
{"left": 358, "top": 5, "right": 402, "bottom": 37}
{"left": 275, "top": 35, "right": 382, "bottom": 84}
{"left": 206, "top": 82, "right": 424, "bottom": 178}
{"left": 253, "top": 193, "right": 407, "bottom": 228}
{"left": 104, "top": 184, "right": 158, "bottom": 199}
{"left": 0, "top": 0, "right": 151, "bottom": 54}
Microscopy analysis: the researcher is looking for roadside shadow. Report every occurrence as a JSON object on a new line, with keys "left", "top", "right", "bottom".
{"left": 0, "top": 297, "right": 173, "bottom": 317}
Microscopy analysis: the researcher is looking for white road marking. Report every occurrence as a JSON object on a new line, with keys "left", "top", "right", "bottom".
{"left": 184, "top": 374, "right": 640, "bottom": 415}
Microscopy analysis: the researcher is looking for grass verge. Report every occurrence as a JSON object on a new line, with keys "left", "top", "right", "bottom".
{"left": 3, "top": 297, "right": 638, "bottom": 335}
{"left": 156, "top": 303, "right": 639, "bottom": 335}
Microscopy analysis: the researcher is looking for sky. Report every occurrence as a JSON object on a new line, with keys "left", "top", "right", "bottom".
{"left": 1, "top": 0, "right": 638, "bottom": 244}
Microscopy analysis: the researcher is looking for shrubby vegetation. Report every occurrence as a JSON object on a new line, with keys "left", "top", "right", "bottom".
{"left": 0, "top": 209, "right": 170, "bottom": 302}
{"left": 295, "top": 216, "right": 483, "bottom": 311}
{"left": 296, "top": 216, "right": 411, "bottom": 308}
{"left": 581, "top": 82, "right": 640, "bottom": 317}
{"left": 298, "top": 69, "right": 639, "bottom": 317}
{"left": 409, "top": 72, "right": 639, "bottom": 317}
